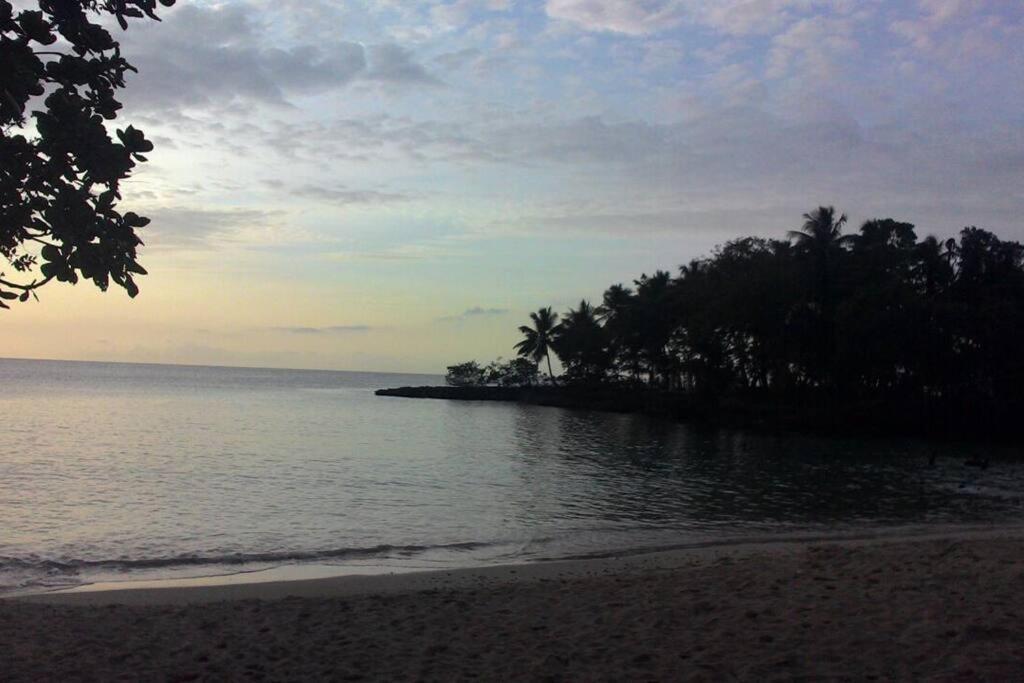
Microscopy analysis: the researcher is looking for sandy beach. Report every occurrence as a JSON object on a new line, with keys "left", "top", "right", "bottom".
{"left": 4, "top": 529, "right": 1023, "bottom": 681}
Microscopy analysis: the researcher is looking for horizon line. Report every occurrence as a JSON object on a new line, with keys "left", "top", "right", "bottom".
{"left": 0, "top": 355, "right": 442, "bottom": 377}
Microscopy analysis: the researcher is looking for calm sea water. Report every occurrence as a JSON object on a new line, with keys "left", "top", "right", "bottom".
{"left": 1, "top": 357, "right": 1022, "bottom": 594}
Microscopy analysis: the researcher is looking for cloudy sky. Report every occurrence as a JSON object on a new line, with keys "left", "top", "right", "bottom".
{"left": 5, "top": 0, "right": 1024, "bottom": 372}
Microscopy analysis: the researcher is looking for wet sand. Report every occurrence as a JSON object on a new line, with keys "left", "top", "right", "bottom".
{"left": 4, "top": 529, "right": 1023, "bottom": 680}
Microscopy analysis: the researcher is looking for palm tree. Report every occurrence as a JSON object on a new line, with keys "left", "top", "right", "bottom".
{"left": 514, "top": 307, "right": 561, "bottom": 382}
{"left": 596, "top": 283, "right": 633, "bottom": 324}
{"left": 634, "top": 270, "right": 675, "bottom": 386}
{"left": 913, "top": 235, "right": 958, "bottom": 407}
{"left": 789, "top": 205, "right": 852, "bottom": 250}
{"left": 788, "top": 206, "right": 854, "bottom": 306}
{"left": 914, "top": 235, "right": 956, "bottom": 297}
{"left": 788, "top": 206, "right": 854, "bottom": 387}
{"left": 561, "top": 299, "right": 599, "bottom": 330}
{"left": 555, "top": 300, "right": 608, "bottom": 381}
{"left": 597, "top": 284, "right": 640, "bottom": 380}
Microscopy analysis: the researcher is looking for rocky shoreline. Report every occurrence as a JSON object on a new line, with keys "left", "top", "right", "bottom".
{"left": 375, "top": 385, "right": 699, "bottom": 421}
{"left": 375, "top": 385, "right": 1012, "bottom": 441}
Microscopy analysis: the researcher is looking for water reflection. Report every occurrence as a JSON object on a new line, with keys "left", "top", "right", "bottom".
{"left": 506, "top": 403, "right": 1022, "bottom": 533}
{"left": 1, "top": 358, "right": 1022, "bottom": 593}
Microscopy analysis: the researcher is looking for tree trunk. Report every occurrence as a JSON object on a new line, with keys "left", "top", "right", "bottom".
{"left": 546, "top": 352, "right": 555, "bottom": 383}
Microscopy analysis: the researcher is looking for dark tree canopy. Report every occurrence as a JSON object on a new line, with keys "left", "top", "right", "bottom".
{"left": 445, "top": 361, "right": 485, "bottom": 387}
{"left": 514, "top": 306, "right": 561, "bottom": 381}
{"left": 0, "top": 0, "right": 173, "bottom": 308}
{"left": 505, "top": 207, "right": 1024, "bottom": 437}
{"left": 444, "top": 358, "right": 539, "bottom": 387}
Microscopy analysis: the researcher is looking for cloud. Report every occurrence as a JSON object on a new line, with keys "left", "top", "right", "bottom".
{"left": 326, "top": 242, "right": 463, "bottom": 263}
{"left": 141, "top": 207, "right": 284, "bottom": 249}
{"left": 546, "top": 0, "right": 685, "bottom": 36}
{"left": 234, "top": 104, "right": 1024, "bottom": 243}
{"left": 458, "top": 103, "right": 1024, "bottom": 243}
{"left": 464, "top": 306, "right": 509, "bottom": 316}
{"left": 487, "top": 116, "right": 670, "bottom": 164}
{"left": 254, "top": 115, "right": 492, "bottom": 164}
{"left": 119, "top": 3, "right": 437, "bottom": 112}
{"left": 697, "top": 0, "right": 839, "bottom": 36}
{"left": 889, "top": 1, "right": 1021, "bottom": 64}
{"left": 436, "top": 306, "right": 510, "bottom": 321}
{"left": 257, "top": 115, "right": 669, "bottom": 167}
{"left": 767, "top": 15, "right": 857, "bottom": 81}
{"left": 110, "top": 0, "right": 1024, "bottom": 255}
{"left": 433, "top": 47, "right": 483, "bottom": 71}
{"left": 919, "top": 0, "right": 970, "bottom": 24}
{"left": 291, "top": 184, "right": 411, "bottom": 206}
{"left": 274, "top": 325, "right": 372, "bottom": 334}
{"left": 364, "top": 44, "right": 442, "bottom": 84}
{"left": 545, "top": 0, "right": 861, "bottom": 37}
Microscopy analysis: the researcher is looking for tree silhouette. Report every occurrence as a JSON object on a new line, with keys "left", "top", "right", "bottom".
{"left": 788, "top": 206, "right": 855, "bottom": 308}
{"left": 913, "top": 236, "right": 956, "bottom": 298}
{"left": 0, "top": 0, "right": 174, "bottom": 308}
{"left": 597, "top": 283, "right": 640, "bottom": 380}
{"left": 514, "top": 307, "right": 562, "bottom": 382}
{"left": 632, "top": 270, "right": 675, "bottom": 387}
{"left": 495, "top": 206, "right": 1024, "bottom": 437}
{"left": 786, "top": 206, "right": 856, "bottom": 386}
{"left": 554, "top": 299, "right": 608, "bottom": 382}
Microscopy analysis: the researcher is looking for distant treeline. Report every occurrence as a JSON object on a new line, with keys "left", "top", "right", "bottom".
{"left": 450, "top": 207, "right": 1024, "bottom": 438}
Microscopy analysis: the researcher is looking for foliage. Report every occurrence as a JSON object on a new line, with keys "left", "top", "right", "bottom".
{"left": 445, "top": 361, "right": 486, "bottom": 387}
{"left": 0, "top": 0, "right": 173, "bottom": 307}
{"left": 445, "top": 358, "right": 539, "bottom": 387}
{"left": 552, "top": 299, "right": 609, "bottom": 382}
{"left": 514, "top": 306, "right": 561, "bottom": 381}
{"left": 485, "top": 357, "right": 539, "bottom": 387}
{"left": 510, "top": 206, "right": 1024, "bottom": 430}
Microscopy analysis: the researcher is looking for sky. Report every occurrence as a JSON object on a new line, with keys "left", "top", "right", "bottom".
{"left": 4, "top": 0, "right": 1024, "bottom": 373}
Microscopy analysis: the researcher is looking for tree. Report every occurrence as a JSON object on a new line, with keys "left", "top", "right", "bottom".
{"left": 484, "top": 357, "right": 539, "bottom": 386}
{"left": 913, "top": 236, "right": 956, "bottom": 298}
{"left": 787, "top": 206, "right": 856, "bottom": 386}
{"left": 858, "top": 218, "right": 916, "bottom": 251}
{"left": 632, "top": 270, "right": 676, "bottom": 387}
{"left": 597, "top": 283, "right": 639, "bottom": 380}
{"left": 788, "top": 205, "right": 855, "bottom": 308}
{"left": 554, "top": 299, "right": 609, "bottom": 382}
{"left": 445, "top": 361, "right": 485, "bottom": 386}
{"left": 0, "top": 0, "right": 174, "bottom": 308}
{"left": 514, "top": 307, "right": 561, "bottom": 382}
{"left": 499, "top": 207, "right": 1024, "bottom": 437}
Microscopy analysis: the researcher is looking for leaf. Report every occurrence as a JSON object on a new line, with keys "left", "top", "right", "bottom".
{"left": 17, "top": 10, "right": 56, "bottom": 45}
{"left": 0, "top": 291, "right": 18, "bottom": 300}
{"left": 123, "top": 212, "right": 150, "bottom": 228}
{"left": 96, "top": 190, "right": 116, "bottom": 211}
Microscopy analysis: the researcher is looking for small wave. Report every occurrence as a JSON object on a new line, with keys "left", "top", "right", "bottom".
{"left": 0, "top": 540, "right": 495, "bottom": 575}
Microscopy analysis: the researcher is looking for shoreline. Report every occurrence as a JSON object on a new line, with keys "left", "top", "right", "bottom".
{"left": 4, "top": 526, "right": 1023, "bottom": 680}
{"left": 12, "top": 522, "right": 1022, "bottom": 606}
{"left": 376, "top": 384, "right": 1020, "bottom": 442}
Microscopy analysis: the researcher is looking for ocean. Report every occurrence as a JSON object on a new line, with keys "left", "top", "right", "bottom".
{"left": 1, "top": 357, "right": 1021, "bottom": 594}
